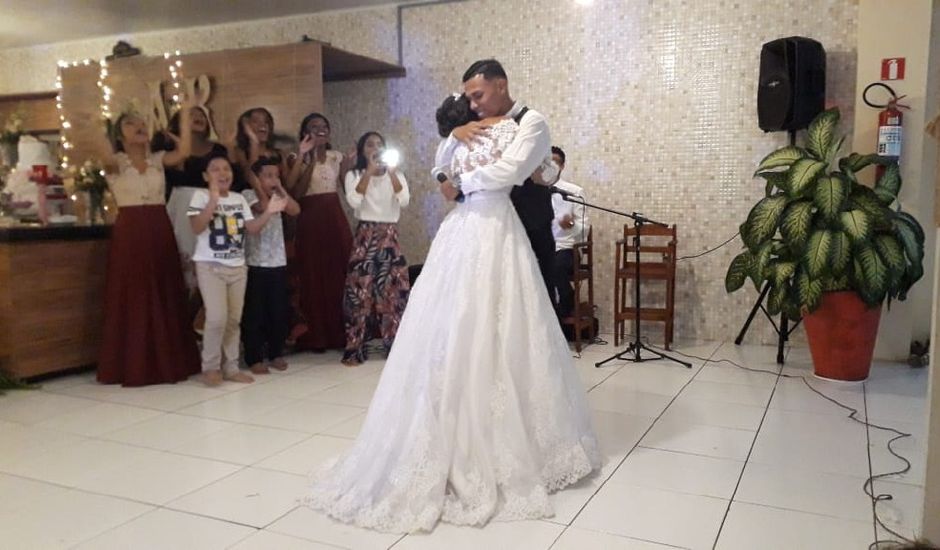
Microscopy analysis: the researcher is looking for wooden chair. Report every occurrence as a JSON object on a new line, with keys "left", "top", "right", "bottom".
{"left": 561, "top": 227, "right": 595, "bottom": 352}
{"left": 614, "top": 224, "right": 677, "bottom": 350}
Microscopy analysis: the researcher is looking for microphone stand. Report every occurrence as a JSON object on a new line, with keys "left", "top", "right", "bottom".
{"left": 555, "top": 191, "right": 690, "bottom": 369}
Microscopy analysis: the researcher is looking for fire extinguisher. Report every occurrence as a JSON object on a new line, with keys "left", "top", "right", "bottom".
{"left": 863, "top": 82, "right": 909, "bottom": 179}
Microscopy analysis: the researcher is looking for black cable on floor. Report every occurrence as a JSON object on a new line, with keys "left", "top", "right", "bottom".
{"left": 665, "top": 347, "right": 916, "bottom": 549}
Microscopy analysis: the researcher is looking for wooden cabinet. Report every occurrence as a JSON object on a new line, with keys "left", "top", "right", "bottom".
{"left": 0, "top": 226, "right": 110, "bottom": 379}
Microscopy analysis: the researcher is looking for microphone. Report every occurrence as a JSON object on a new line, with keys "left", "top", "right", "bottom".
{"left": 434, "top": 170, "right": 465, "bottom": 202}
{"left": 550, "top": 186, "right": 579, "bottom": 199}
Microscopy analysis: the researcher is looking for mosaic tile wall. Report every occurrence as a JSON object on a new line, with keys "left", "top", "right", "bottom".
{"left": 0, "top": 0, "right": 859, "bottom": 344}
{"left": 323, "top": 0, "right": 859, "bottom": 345}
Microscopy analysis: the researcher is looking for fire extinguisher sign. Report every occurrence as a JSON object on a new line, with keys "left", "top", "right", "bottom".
{"left": 881, "top": 58, "right": 906, "bottom": 81}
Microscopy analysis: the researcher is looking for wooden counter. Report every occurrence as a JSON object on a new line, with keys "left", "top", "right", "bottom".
{"left": 0, "top": 224, "right": 110, "bottom": 379}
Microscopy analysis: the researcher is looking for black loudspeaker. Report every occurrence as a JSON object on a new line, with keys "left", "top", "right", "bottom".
{"left": 758, "top": 36, "right": 826, "bottom": 132}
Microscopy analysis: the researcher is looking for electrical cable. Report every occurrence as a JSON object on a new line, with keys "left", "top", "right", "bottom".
{"left": 660, "top": 346, "right": 916, "bottom": 549}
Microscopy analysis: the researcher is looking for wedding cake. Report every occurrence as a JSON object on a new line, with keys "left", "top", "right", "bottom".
{"left": 3, "top": 136, "right": 55, "bottom": 214}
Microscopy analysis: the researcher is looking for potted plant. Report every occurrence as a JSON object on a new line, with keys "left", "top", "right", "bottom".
{"left": 725, "top": 107, "right": 926, "bottom": 381}
{"left": 72, "top": 159, "right": 109, "bottom": 225}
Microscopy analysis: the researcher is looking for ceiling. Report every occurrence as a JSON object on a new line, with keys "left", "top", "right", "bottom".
{"left": 0, "top": 0, "right": 403, "bottom": 49}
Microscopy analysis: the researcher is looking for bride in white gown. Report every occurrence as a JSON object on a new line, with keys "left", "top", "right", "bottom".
{"left": 305, "top": 95, "right": 600, "bottom": 533}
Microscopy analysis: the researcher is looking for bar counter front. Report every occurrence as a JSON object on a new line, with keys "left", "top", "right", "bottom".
{"left": 0, "top": 224, "right": 110, "bottom": 379}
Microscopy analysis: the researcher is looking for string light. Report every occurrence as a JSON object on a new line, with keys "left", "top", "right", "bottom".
{"left": 54, "top": 60, "right": 72, "bottom": 169}
{"left": 55, "top": 50, "right": 184, "bottom": 171}
{"left": 164, "top": 50, "right": 184, "bottom": 108}
{"left": 98, "top": 58, "right": 111, "bottom": 122}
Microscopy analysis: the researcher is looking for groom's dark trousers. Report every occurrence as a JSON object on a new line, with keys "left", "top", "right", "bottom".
{"left": 512, "top": 183, "right": 556, "bottom": 303}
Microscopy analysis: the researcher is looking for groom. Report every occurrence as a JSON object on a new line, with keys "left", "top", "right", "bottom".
{"left": 441, "top": 59, "right": 558, "bottom": 298}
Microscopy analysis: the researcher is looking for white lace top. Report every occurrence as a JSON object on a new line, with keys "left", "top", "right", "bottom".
{"left": 305, "top": 149, "right": 343, "bottom": 195}
{"left": 451, "top": 119, "right": 519, "bottom": 181}
{"left": 110, "top": 151, "right": 167, "bottom": 207}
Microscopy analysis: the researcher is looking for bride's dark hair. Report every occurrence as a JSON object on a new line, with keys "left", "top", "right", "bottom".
{"left": 435, "top": 94, "right": 479, "bottom": 138}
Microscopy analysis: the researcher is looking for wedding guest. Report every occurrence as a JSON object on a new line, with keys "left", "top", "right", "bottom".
{"left": 286, "top": 113, "right": 354, "bottom": 351}
{"left": 155, "top": 106, "right": 229, "bottom": 293}
{"left": 232, "top": 107, "right": 288, "bottom": 194}
{"left": 97, "top": 104, "right": 201, "bottom": 387}
{"left": 549, "top": 146, "right": 590, "bottom": 319}
{"left": 341, "top": 132, "right": 411, "bottom": 366}
{"left": 188, "top": 154, "right": 286, "bottom": 386}
{"left": 241, "top": 157, "right": 300, "bottom": 374}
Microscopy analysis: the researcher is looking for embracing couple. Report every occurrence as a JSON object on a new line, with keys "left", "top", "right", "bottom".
{"left": 305, "top": 59, "right": 600, "bottom": 533}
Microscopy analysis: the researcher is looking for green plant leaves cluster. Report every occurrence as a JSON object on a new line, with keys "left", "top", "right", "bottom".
{"left": 726, "top": 108, "right": 926, "bottom": 318}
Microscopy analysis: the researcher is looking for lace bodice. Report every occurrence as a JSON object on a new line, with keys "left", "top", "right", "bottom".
{"left": 110, "top": 151, "right": 167, "bottom": 207}
{"left": 451, "top": 119, "right": 519, "bottom": 180}
{"left": 305, "top": 149, "right": 343, "bottom": 195}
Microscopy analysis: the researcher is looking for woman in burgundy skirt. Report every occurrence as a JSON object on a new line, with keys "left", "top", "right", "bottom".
{"left": 97, "top": 106, "right": 200, "bottom": 386}
{"left": 286, "top": 113, "right": 353, "bottom": 351}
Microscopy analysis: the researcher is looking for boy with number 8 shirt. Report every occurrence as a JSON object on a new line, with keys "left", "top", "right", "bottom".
{"left": 189, "top": 153, "right": 287, "bottom": 386}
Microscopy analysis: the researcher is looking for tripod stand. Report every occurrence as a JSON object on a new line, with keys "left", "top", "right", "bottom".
{"left": 552, "top": 191, "right": 690, "bottom": 369}
{"left": 733, "top": 130, "right": 802, "bottom": 364}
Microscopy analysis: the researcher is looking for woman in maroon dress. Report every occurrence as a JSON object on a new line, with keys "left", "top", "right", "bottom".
{"left": 97, "top": 106, "right": 200, "bottom": 386}
{"left": 286, "top": 113, "right": 354, "bottom": 351}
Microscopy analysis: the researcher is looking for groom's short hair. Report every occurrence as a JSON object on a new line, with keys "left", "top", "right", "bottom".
{"left": 462, "top": 59, "right": 507, "bottom": 82}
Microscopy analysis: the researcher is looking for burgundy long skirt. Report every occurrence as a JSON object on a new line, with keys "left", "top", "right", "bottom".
{"left": 97, "top": 205, "right": 200, "bottom": 386}
{"left": 295, "top": 193, "right": 352, "bottom": 350}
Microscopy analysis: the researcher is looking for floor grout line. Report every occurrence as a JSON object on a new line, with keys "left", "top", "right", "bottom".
{"left": 557, "top": 340, "right": 716, "bottom": 547}
{"left": 2, "top": 341, "right": 923, "bottom": 549}
{"left": 709, "top": 341, "right": 784, "bottom": 550}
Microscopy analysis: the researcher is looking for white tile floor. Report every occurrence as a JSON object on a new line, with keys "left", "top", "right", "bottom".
{"left": 0, "top": 339, "right": 929, "bottom": 549}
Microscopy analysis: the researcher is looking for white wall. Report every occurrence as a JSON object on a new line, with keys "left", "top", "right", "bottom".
{"left": 853, "top": 0, "right": 937, "bottom": 361}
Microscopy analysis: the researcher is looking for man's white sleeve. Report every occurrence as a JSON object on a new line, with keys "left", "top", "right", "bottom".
{"left": 460, "top": 116, "right": 551, "bottom": 194}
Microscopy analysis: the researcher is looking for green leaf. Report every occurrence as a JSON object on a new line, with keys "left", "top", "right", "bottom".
{"left": 874, "top": 163, "right": 901, "bottom": 204}
{"left": 896, "top": 211, "right": 925, "bottom": 245}
{"left": 828, "top": 230, "right": 851, "bottom": 276}
{"left": 750, "top": 241, "right": 774, "bottom": 287}
{"left": 780, "top": 200, "right": 814, "bottom": 249}
{"left": 797, "top": 271, "right": 823, "bottom": 311}
{"left": 767, "top": 283, "right": 788, "bottom": 316}
{"left": 757, "top": 171, "right": 790, "bottom": 195}
{"left": 839, "top": 152, "right": 881, "bottom": 174}
{"left": 849, "top": 187, "right": 891, "bottom": 229}
{"left": 874, "top": 234, "right": 906, "bottom": 273}
{"left": 754, "top": 146, "right": 806, "bottom": 175}
{"left": 804, "top": 230, "right": 833, "bottom": 278}
{"left": 898, "top": 261, "right": 924, "bottom": 300}
{"left": 787, "top": 159, "right": 827, "bottom": 197}
{"left": 806, "top": 108, "right": 840, "bottom": 160}
{"left": 767, "top": 284, "right": 790, "bottom": 315}
{"left": 725, "top": 251, "right": 753, "bottom": 292}
{"left": 742, "top": 194, "right": 788, "bottom": 251}
{"left": 840, "top": 210, "right": 871, "bottom": 242}
{"left": 773, "top": 261, "right": 797, "bottom": 285}
{"left": 874, "top": 187, "right": 897, "bottom": 206}
{"left": 856, "top": 244, "right": 888, "bottom": 305}
{"left": 825, "top": 134, "right": 846, "bottom": 165}
{"left": 822, "top": 274, "right": 850, "bottom": 292}
{"left": 813, "top": 176, "right": 846, "bottom": 221}
{"left": 894, "top": 216, "right": 924, "bottom": 262}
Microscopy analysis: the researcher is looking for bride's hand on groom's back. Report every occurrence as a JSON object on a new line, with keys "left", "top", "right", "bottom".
{"left": 452, "top": 121, "right": 490, "bottom": 145}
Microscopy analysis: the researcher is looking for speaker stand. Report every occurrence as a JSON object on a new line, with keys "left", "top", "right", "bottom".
{"left": 734, "top": 130, "right": 802, "bottom": 364}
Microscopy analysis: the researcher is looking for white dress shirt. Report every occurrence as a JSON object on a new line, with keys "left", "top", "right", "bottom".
{"left": 551, "top": 179, "right": 591, "bottom": 250}
{"left": 344, "top": 169, "right": 410, "bottom": 223}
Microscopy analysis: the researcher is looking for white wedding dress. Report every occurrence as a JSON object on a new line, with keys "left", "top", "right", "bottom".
{"left": 305, "top": 119, "right": 601, "bottom": 533}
